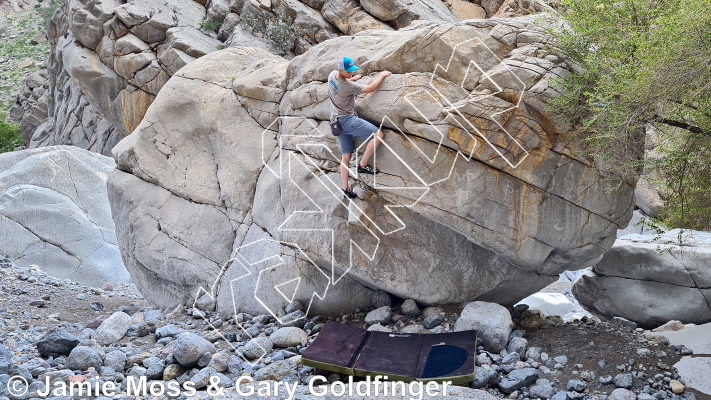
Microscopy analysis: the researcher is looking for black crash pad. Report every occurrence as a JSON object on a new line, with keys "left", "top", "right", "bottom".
{"left": 301, "top": 320, "right": 477, "bottom": 384}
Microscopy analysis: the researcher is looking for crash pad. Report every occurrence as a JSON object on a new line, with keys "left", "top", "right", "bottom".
{"left": 301, "top": 320, "right": 477, "bottom": 384}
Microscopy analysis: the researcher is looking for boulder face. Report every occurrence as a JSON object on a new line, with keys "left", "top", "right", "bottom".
{"left": 7, "top": 70, "right": 49, "bottom": 145}
{"left": 634, "top": 177, "right": 664, "bottom": 217}
{"left": 573, "top": 230, "right": 711, "bottom": 328}
{"left": 23, "top": 0, "right": 205, "bottom": 155}
{"left": 0, "top": 146, "right": 130, "bottom": 287}
{"left": 12, "top": 0, "right": 554, "bottom": 158}
{"left": 108, "top": 17, "right": 636, "bottom": 316}
{"left": 0, "top": 0, "right": 38, "bottom": 17}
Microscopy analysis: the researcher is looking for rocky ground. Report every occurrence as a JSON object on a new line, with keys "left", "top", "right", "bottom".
{"left": 1, "top": 258, "right": 708, "bottom": 400}
{"left": 0, "top": 0, "right": 55, "bottom": 113}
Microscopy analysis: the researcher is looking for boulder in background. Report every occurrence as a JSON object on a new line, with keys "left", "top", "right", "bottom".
{"left": 0, "top": 146, "right": 130, "bottom": 287}
{"left": 573, "top": 230, "right": 711, "bottom": 328}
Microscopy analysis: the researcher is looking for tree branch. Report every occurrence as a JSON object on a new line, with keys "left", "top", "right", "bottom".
{"left": 654, "top": 116, "right": 711, "bottom": 137}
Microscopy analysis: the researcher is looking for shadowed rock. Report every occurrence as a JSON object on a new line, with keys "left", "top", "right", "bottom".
{"left": 573, "top": 230, "right": 711, "bottom": 328}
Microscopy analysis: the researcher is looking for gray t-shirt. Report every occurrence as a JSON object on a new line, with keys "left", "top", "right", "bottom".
{"left": 328, "top": 70, "right": 365, "bottom": 122}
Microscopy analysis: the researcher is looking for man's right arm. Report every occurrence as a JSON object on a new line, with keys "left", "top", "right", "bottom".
{"left": 362, "top": 70, "right": 392, "bottom": 94}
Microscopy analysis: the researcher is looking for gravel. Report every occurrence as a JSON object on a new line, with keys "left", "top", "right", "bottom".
{"left": 0, "top": 255, "right": 700, "bottom": 400}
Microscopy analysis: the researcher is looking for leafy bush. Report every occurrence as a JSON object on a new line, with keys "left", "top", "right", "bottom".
{"left": 544, "top": 0, "right": 711, "bottom": 230}
{"left": 264, "top": 15, "right": 299, "bottom": 53}
{"left": 656, "top": 134, "right": 711, "bottom": 230}
{"left": 0, "top": 113, "right": 23, "bottom": 154}
{"left": 200, "top": 17, "right": 220, "bottom": 32}
{"left": 241, "top": 11, "right": 302, "bottom": 54}
{"left": 242, "top": 11, "right": 269, "bottom": 34}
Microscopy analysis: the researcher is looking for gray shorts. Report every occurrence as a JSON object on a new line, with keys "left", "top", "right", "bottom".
{"left": 336, "top": 115, "right": 378, "bottom": 154}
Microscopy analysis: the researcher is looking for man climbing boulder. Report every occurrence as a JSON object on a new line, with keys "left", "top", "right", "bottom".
{"left": 328, "top": 56, "right": 391, "bottom": 199}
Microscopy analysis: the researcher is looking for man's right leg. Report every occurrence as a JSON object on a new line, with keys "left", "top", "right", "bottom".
{"left": 340, "top": 152, "right": 352, "bottom": 190}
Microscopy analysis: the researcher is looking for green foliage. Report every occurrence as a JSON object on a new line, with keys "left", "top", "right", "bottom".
{"left": 0, "top": 113, "right": 23, "bottom": 154}
{"left": 656, "top": 133, "right": 711, "bottom": 229}
{"left": 544, "top": 0, "right": 711, "bottom": 230}
{"left": 241, "top": 11, "right": 303, "bottom": 54}
{"left": 199, "top": 17, "right": 220, "bottom": 32}
{"left": 634, "top": 215, "right": 674, "bottom": 253}
{"left": 242, "top": 11, "right": 269, "bottom": 35}
{"left": 265, "top": 15, "right": 296, "bottom": 53}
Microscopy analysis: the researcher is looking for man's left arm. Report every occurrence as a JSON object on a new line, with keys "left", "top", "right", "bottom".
{"left": 347, "top": 75, "right": 363, "bottom": 81}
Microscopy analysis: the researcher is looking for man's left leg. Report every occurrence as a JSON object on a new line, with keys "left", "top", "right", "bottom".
{"left": 360, "top": 129, "right": 384, "bottom": 168}
{"left": 336, "top": 130, "right": 358, "bottom": 199}
{"left": 340, "top": 152, "right": 352, "bottom": 190}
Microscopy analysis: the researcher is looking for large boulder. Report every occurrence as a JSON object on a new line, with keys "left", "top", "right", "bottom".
{"left": 224, "top": 24, "right": 277, "bottom": 52}
{"left": 59, "top": 38, "right": 153, "bottom": 137}
{"left": 108, "top": 17, "right": 636, "bottom": 316}
{"left": 634, "top": 177, "right": 664, "bottom": 217}
{"left": 271, "top": 0, "right": 340, "bottom": 43}
{"left": 573, "top": 230, "right": 711, "bottom": 328}
{"left": 108, "top": 47, "right": 373, "bottom": 315}
{"left": 482, "top": 0, "right": 548, "bottom": 17}
{"left": 359, "top": 0, "right": 458, "bottom": 28}
{"left": 0, "top": 146, "right": 130, "bottom": 287}
{"left": 455, "top": 301, "right": 513, "bottom": 352}
{"left": 450, "top": 0, "right": 487, "bottom": 20}
{"left": 321, "top": 0, "right": 394, "bottom": 35}
{"left": 67, "top": 0, "right": 120, "bottom": 50}
{"left": 7, "top": 70, "right": 49, "bottom": 145}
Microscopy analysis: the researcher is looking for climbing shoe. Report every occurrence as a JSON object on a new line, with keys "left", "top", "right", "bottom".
{"left": 343, "top": 188, "right": 357, "bottom": 199}
{"left": 357, "top": 163, "right": 380, "bottom": 174}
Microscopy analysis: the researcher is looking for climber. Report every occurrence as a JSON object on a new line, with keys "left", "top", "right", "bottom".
{"left": 328, "top": 56, "right": 391, "bottom": 199}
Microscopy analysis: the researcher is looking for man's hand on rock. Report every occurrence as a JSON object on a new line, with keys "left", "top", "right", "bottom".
{"left": 349, "top": 74, "right": 363, "bottom": 81}
{"left": 363, "top": 70, "right": 392, "bottom": 93}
